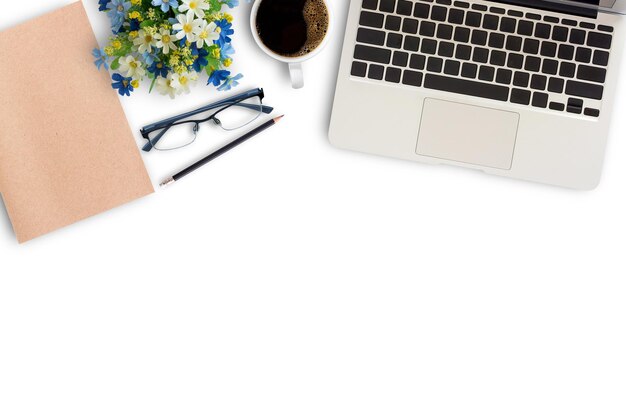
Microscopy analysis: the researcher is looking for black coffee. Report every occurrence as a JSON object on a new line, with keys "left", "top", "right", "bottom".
{"left": 256, "top": 0, "right": 329, "bottom": 58}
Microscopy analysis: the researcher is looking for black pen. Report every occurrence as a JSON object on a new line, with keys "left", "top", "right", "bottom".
{"left": 160, "top": 115, "right": 284, "bottom": 187}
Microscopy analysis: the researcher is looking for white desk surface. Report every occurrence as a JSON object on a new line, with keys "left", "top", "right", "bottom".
{"left": 1, "top": 1, "right": 625, "bottom": 412}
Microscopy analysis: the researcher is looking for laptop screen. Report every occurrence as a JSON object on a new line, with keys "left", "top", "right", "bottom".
{"left": 544, "top": 0, "right": 626, "bottom": 14}
{"left": 488, "top": 0, "right": 626, "bottom": 15}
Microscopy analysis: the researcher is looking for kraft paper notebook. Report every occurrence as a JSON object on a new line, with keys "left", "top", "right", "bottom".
{"left": 0, "top": 2, "right": 154, "bottom": 243}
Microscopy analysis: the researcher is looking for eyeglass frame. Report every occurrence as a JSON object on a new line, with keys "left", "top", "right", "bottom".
{"left": 140, "top": 88, "right": 274, "bottom": 152}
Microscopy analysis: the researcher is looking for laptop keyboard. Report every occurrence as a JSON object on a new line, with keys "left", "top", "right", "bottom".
{"left": 351, "top": 0, "right": 614, "bottom": 117}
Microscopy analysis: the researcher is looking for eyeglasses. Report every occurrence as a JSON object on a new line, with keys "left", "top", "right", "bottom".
{"left": 140, "top": 88, "right": 274, "bottom": 152}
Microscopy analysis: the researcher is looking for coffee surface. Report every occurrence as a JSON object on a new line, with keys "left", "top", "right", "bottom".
{"left": 256, "top": 0, "right": 329, "bottom": 58}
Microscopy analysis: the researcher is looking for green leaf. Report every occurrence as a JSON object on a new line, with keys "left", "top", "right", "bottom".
{"left": 208, "top": 0, "right": 223, "bottom": 14}
{"left": 110, "top": 57, "right": 121, "bottom": 70}
{"left": 140, "top": 20, "right": 155, "bottom": 28}
{"left": 149, "top": 76, "right": 157, "bottom": 93}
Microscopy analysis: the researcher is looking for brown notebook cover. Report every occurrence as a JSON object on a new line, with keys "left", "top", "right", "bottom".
{"left": 0, "top": 2, "right": 154, "bottom": 243}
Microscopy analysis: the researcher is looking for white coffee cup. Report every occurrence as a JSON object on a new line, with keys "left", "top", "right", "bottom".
{"left": 250, "top": 0, "right": 333, "bottom": 89}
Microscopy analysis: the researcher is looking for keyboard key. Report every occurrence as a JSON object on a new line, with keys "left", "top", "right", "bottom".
{"left": 385, "top": 67, "right": 402, "bottom": 83}
{"left": 444, "top": 59, "right": 461, "bottom": 76}
{"left": 562, "top": 19, "right": 577, "bottom": 26}
{"left": 496, "top": 68, "right": 512, "bottom": 84}
{"left": 508, "top": 9, "right": 523, "bottom": 17}
{"left": 424, "top": 73, "right": 510, "bottom": 101}
{"left": 478, "top": 65, "right": 495, "bottom": 81}
{"left": 575, "top": 47, "right": 592, "bottom": 63}
{"left": 547, "top": 77, "right": 564, "bottom": 93}
{"left": 530, "top": 74, "right": 547, "bottom": 90}
{"left": 580, "top": 22, "right": 595, "bottom": 30}
{"left": 559, "top": 62, "right": 576, "bottom": 78}
{"left": 368, "top": 64, "right": 385, "bottom": 80}
{"left": 500, "top": 17, "right": 516, "bottom": 33}
{"left": 540, "top": 42, "right": 557, "bottom": 57}
{"left": 432, "top": 5, "right": 448, "bottom": 21}
{"left": 577, "top": 65, "right": 607, "bottom": 83}
{"left": 526, "top": 12, "right": 541, "bottom": 20}
{"left": 584, "top": 108, "right": 600, "bottom": 117}
{"left": 402, "top": 18, "right": 419, "bottom": 34}
{"left": 569, "top": 29, "right": 586, "bottom": 45}
{"left": 549, "top": 102, "right": 565, "bottom": 111}
{"left": 532, "top": 92, "right": 548, "bottom": 108}
{"left": 427, "top": 56, "right": 444, "bottom": 72}
{"left": 351, "top": 61, "right": 367, "bottom": 77}
{"left": 542, "top": 59, "right": 558, "bottom": 75}
{"left": 524, "top": 56, "right": 541, "bottom": 72}
{"left": 544, "top": 16, "right": 558, "bottom": 24}
{"left": 414, "top": 2, "right": 430, "bottom": 18}
{"left": 393, "top": 51, "right": 409, "bottom": 67}
{"left": 410, "top": 53, "right": 426, "bottom": 69}
{"left": 472, "top": 3, "right": 487, "bottom": 11}
{"left": 402, "top": 70, "right": 423, "bottom": 86}
{"left": 517, "top": 20, "right": 534, "bottom": 36}
{"left": 461, "top": 62, "right": 478, "bottom": 78}
{"left": 490, "top": 50, "right": 506, "bottom": 66}
{"left": 552, "top": 26, "right": 568, "bottom": 42}
{"left": 387, "top": 33, "right": 403, "bottom": 48}
{"left": 379, "top": 0, "right": 396, "bottom": 13}
{"left": 454, "top": 27, "right": 471, "bottom": 43}
{"left": 523, "top": 39, "right": 540, "bottom": 54}
{"left": 385, "top": 15, "right": 402, "bottom": 31}
{"left": 357, "top": 28, "right": 386, "bottom": 46}
{"left": 507, "top": 53, "right": 524, "bottom": 69}
{"left": 489, "top": 33, "right": 505, "bottom": 48}
{"left": 437, "top": 24, "right": 454, "bottom": 40}
{"left": 456, "top": 44, "right": 472, "bottom": 60}
{"left": 470, "top": 31, "right": 487, "bottom": 47}
{"left": 567, "top": 97, "right": 583, "bottom": 114}
{"left": 466, "top": 11, "right": 482, "bottom": 27}
{"left": 587, "top": 32, "right": 612, "bottom": 49}
{"left": 535, "top": 23, "right": 551, "bottom": 39}
{"left": 360, "top": 11, "right": 384, "bottom": 28}
{"left": 491, "top": 6, "right": 506, "bottom": 15}
{"left": 483, "top": 14, "right": 499, "bottom": 30}
{"left": 598, "top": 25, "right": 614, "bottom": 33}
{"left": 566, "top": 80, "right": 604, "bottom": 100}
{"left": 511, "top": 88, "right": 531, "bottom": 105}
{"left": 454, "top": 1, "right": 470, "bottom": 8}
{"left": 420, "top": 21, "right": 436, "bottom": 37}
{"left": 506, "top": 35, "right": 523, "bottom": 51}
{"left": 396, "top": 0, "right": 413, "bottom": 15}
{"left": 449, "top": 8, "right": 465, "bottom": 24}
{"left": 354, "top": 44, "right": 391, "bottom": 64}
{"left": 513, "top": 71, "right": 530, "bottom": 87}
{"left": 439, "top": 41, "right": 455, "bottom": 57}
{"left": 362, "top": 0, "right": 378, "bottom": 10}
{"left": 421, "top": 38, "right": 437, "bottom": 54}
{"left": 404, "top": 36, "right": 420, "bottom": 52}
{"left": 593, "top": 50, "right": 609, "bottom": 66}
{"left": 473, "top": 47, "right": 489, "bottom": 63}
{"left": 558, "top": 44, "right": 574, "bottom": 60}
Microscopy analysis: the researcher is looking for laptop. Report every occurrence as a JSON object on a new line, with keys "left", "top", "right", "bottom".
{"left": 329, "top": 0, "right": 624, "bottom": 189}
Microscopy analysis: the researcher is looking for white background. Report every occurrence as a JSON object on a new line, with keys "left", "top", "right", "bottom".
{"left": 1, "top": 1, "right": 625, "bottom": 412}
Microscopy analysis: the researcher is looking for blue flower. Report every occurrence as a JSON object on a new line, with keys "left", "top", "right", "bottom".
{"left": 92, "top": 48, "right": 109, "bottom": 70}
{"left": 142, "top": 51, "right": 158, "bottom": 66}
{"left": 214, "top": 19, "right": 234, "bottom": 47}
{"left": 217, "top": 73, "right": 243, "bottom": 91}
{"left": 220, "top": 43, "right": 235, "bottom": 59}
{"left": 148, "top": 61, "right": 170, "bottom": 78}
{"left": 107, "top": 0, "right": 130, "bottom": 33}
{"left": 99, "top": 0, "right": 111, "bottom": 11}
{"left": 152, "top": 0, "right": 179, "bottom": 13}
{"left": 208, "top": 70, "right": 230, "bottom": 87}
{"left": 223, "top": 0, "right": 239, "bottom": 8}
{"left": 129, "top": 18, "right": 140, "bottom": 32}
{"left": 192, "top": 48, "right": 209, "bottom": 72}
{"left": 111, "top": 73, "right": 134, "bottom": 96}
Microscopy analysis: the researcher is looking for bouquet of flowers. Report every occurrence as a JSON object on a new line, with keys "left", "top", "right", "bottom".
{"left": 93, "top": 0, "right": 243, "bottom": 98}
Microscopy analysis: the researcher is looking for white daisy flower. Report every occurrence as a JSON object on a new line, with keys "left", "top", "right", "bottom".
{"left": 119, "top": 55, "right": 146, "bottom": 79}
{"left": 172, "top": 12, "right": 202, "bottom": 43}
{"left": 194, "top": 20, "right": 219, "bottom": 48}
{"left": 133, "top": 29, "right": 157, "bottom": 54}
{"left": 178, "top": 0, "right": 211, "bottom": 18}
{"left": 154, "top": 28, "right": 178, "bottom": 55}
{"left": 156, "top": 74, "right": 179, "bottom": 99}
{"left": 170, "top": 71, "right": 195, "bottom": 95}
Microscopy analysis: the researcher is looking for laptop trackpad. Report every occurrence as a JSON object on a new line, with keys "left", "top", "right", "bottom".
{"left": 416, "top": 98, "right": 520, "bottom": 170}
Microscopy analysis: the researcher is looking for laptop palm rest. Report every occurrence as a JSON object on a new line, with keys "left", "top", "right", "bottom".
{"left": 416, "top": 99, "right": 520, "bottom": 170}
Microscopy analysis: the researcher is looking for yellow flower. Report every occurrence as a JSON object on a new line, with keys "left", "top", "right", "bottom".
{"left": 169, "top": 55, "right": 180, "bottom": 66}
{"left": 129, "top": 31, "right": 139, "bottom": 39}
{"left": 128, "top": 11, "right": 143, "bottom": 21}
{"left": 111, "top": 39, "right": 122, "bottom": 50}
{"left": 104, "top": 46, "right": 114, "bottom": 56}
{"left": 147, "top": 8, "right": 157, "bottom": 20}
{"left": 131, "top": 79, "right": 140, "bottom": 88}
{"left": 223, "top": 58, "right": 232, "bottom": 67}
{"left": 224, "top": 13, "right": 234, "bottom": 23}
{"left": 130, "top": 0, "right": 142, "bottom": 5}
{"left": 211, "top": 47, "right": 221, "bottom": 59}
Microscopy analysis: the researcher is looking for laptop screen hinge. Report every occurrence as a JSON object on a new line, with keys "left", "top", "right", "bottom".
{"left": 486, "top": 0, "right": 599, "bottom": 18}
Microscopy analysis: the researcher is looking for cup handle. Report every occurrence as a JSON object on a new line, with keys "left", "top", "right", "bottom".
{"left": 288, "top": 62, "right": 304, "bottom": 89}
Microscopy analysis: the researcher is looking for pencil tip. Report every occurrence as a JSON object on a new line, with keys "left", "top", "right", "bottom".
{"left": 274, "top": 115, "right": 285, "bottom": 123}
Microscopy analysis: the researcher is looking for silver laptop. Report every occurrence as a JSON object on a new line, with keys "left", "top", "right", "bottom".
{"left": 329, "top": 0, "right": 624, "bottom": 189}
